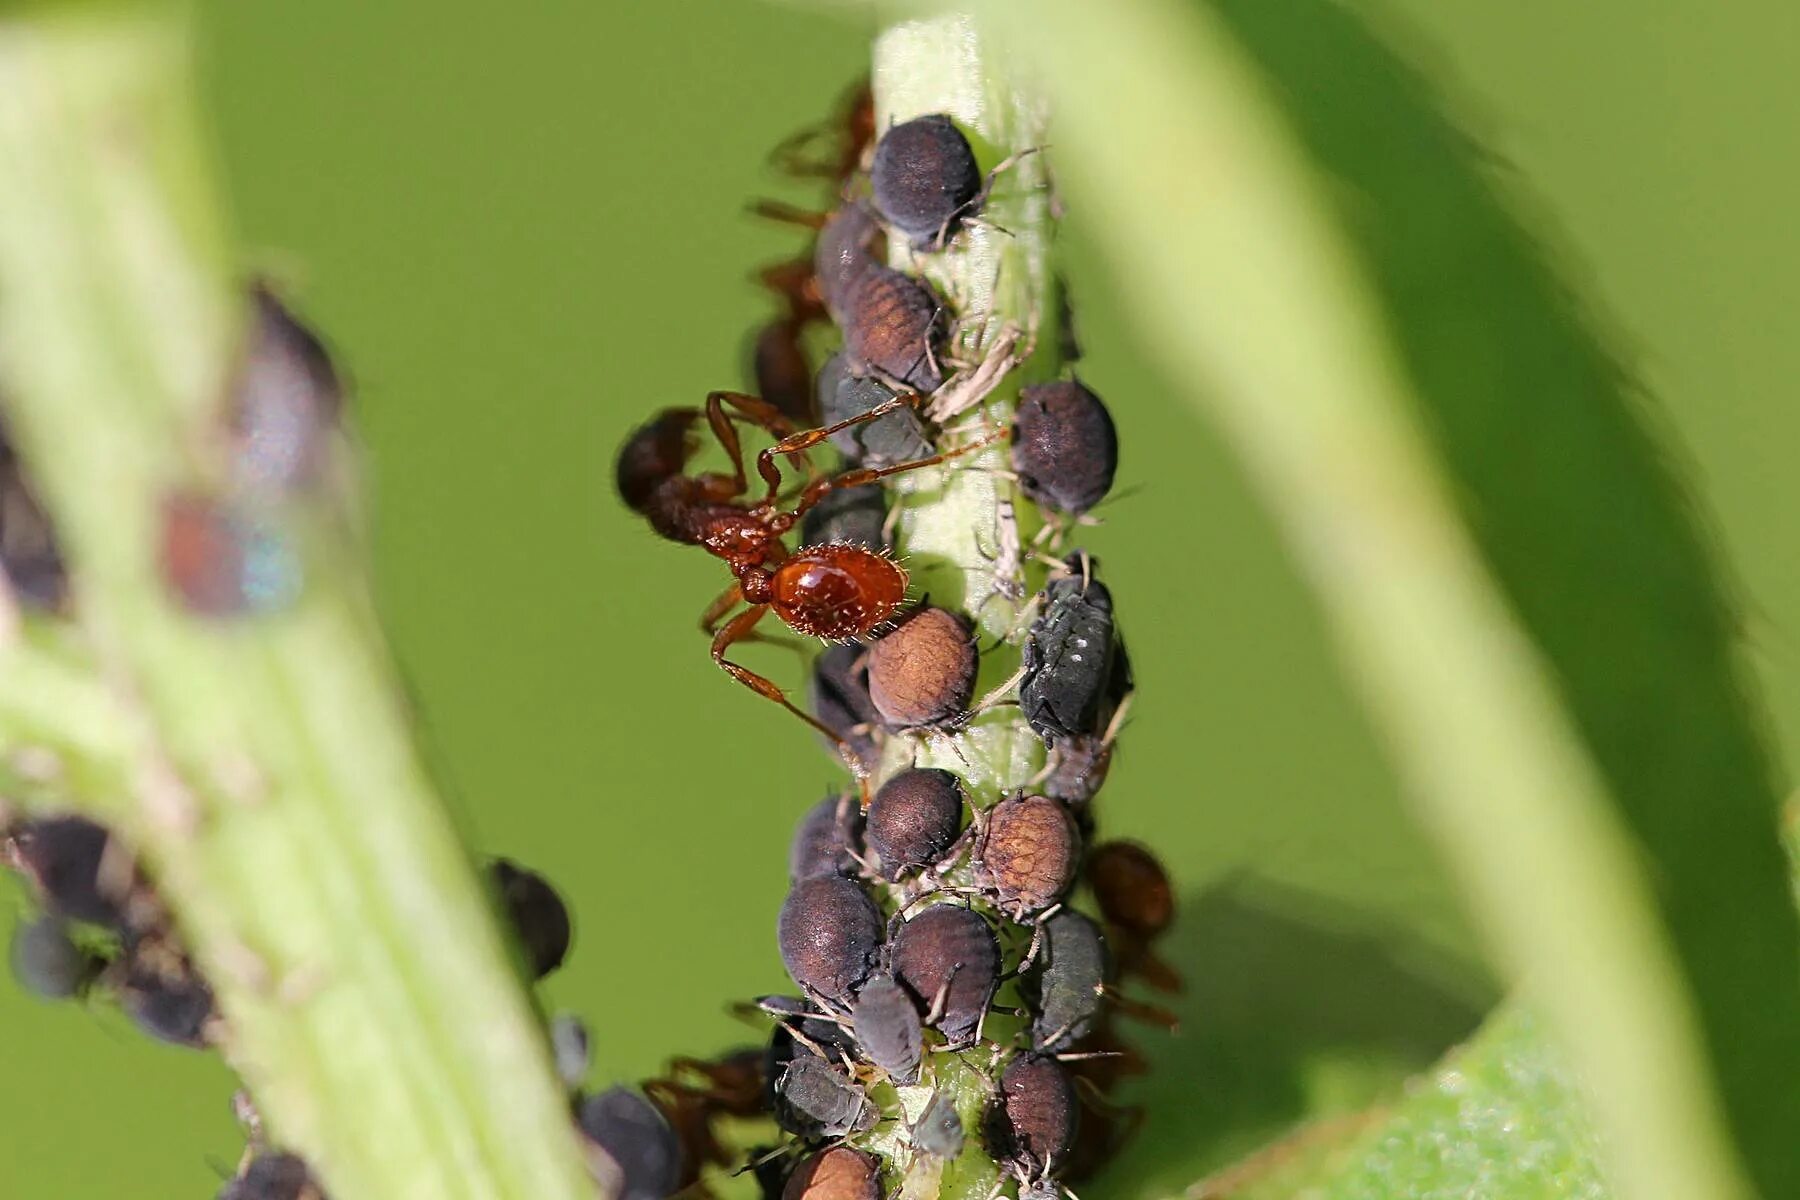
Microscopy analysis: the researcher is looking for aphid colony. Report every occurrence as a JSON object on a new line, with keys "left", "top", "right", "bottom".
{"left": 603, "top": 83, "right": 1174, "bottom": 1200}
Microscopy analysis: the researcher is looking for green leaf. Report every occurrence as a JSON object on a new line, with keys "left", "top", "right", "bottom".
{"left": 948, "top": 0, "right": 1800, "bottom": 1196}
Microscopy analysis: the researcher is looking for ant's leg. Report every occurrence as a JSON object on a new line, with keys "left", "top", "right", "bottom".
{"left": 699, "top": 583, "right": 743, "bottom": 634}
{"left": 705, "top": 390, "right": 807, "bottom": 500}
{"left": 753, "top": 391, "right": 927, "bottom": 503}
{"left": 747, "top": 198, "right": 828, "bottom": 230}
{"left": 712, "top": 605, "right": 871, "bottom": 792}
{"left": 789, "top": 426, "right": 1009, "bottom": 522}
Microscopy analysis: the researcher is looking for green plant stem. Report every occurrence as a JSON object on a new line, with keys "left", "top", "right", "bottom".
{"left": 0, "top": 10, "right": 594, "bottom": 1199}
{"left": 862, "top": 16, "right": 1061, "bottom": 1200}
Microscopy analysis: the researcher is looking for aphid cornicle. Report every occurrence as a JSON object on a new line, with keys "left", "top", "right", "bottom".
{"left": 851, "top": 971, "right": 923, "bottom": 1083}
{"left": 777, "top": 875, "right": 884, "bottom": 1008}
{"left": 1021, "top": 572, "right": 1124, "bottom": 746}
{"left": 788, "top": 793, "right": 864, "bottom": 883}
{"left": 986, "top": 1054, "right": 1078, "bottom": 1180}
{"left": 577, "top": 1086, "right": 683, "bottom": 1200}
{"left": 866, "top": 605, "right": 978, "bottom": 729}
{"left": 977, "top": 794, "right": 1080, "bottom": 917}
{"left": 870, "top": 114, "right": 983, "bottom": 249}
{"left": 488, "top": 859, "right": 571, "bottom": 980}
{"left": 1011, "top": 380, "right": 1118, "bottom": 516}
{"left": 782, "top": 1146, "right": 882, "bottom": 1200}
{"left": 888, "top": 903, "right": 1000, "bottom": 1045}
{"left": 865, "top": 768, "right": 965, "bottom": 881}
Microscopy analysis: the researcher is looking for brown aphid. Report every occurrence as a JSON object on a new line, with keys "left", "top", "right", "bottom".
{"left": 870, "top": 114, "right": 982, "bottom": 249}
{"left": 866, "top": 606, "right": 977, "bottom": 729}
{"left": 782, "top": 1147, "right": 881, "bottom": 1200}
{"left": 866, "top": 768, "right": 965, "bottom": 880}
{"left": 778, "top": 875, "right": 883, "bottom": 1009}
{"left": 1086, "top": 841, "right": 1173, "bottom": 937}
{"left": 748, "top": 316, "right": 817, "bottom": 426}
{"left": 1011, "top": 380, "right": 1118, "bottom": 516}
{"left": 985, "top": 1054, "right": 1077, "bottom": 1180}
{"left": 843, "top": 266, "right": 946, "bottom": 394}
{"left": 977, "top": 795, "right": 1079, "bottom": 916}
{"left": 813, "top": 204, "right": 883, "bottom": 318}
{"left": 888, "top": 903, "right": 999, "bottom": 1045}
{"left": 788, "top": 793, "right": 864, "bottom": 883}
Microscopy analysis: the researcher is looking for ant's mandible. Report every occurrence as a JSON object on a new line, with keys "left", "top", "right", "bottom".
{"left": 617, "top": 390, "right": 1000, "bottom": 779}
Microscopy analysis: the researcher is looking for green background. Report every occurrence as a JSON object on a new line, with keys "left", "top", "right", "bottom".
{"left": 4, "top": 2, "right": 1797, "bottom": 1195}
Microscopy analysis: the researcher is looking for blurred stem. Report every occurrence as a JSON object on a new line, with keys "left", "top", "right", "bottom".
{"left": 0, "top": 9, "right": 594, "bottom": 1200}
{"left": 866, "top": 15, "right": 1060, "bottom": 1200}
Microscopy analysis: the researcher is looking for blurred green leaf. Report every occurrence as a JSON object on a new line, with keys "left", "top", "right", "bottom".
{"left": 952, "top": 0, "right": 1800, "bottom": 1195}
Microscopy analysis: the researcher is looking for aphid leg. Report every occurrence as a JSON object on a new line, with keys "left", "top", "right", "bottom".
{"left": 712, "top": 604, "right": 871, "bottom": 791}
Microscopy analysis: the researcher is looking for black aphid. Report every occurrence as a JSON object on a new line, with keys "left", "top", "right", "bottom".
{"left": 773, "top": 1052, "right": 877, "bottom": 1138}
{"left": 489, "top": 859, "right": 572, "bottom": 980}
{"left": 870, "top": 114, "right": 982, "bottom": 249}
{"left": 577, "top": 1086, "right": 684, "bottom": 1200}
{"left": 913, "top": 1090, "right": 966, "bottom": 1160}
{"left": 1020, "top": 573, "right": 1122, "bottom": 745}
{"left": 816, "top": 352, "right": 934, "bottom": 468}
{"left": 851, "top": 972, "right": 922, "bottom": 1083}
{"left": 217, "top": 1152, "right": 326, "bottom": 1200}
{"left": 1011, "top": 380, "right": 1117, "bottom": 515}
{"left": 9, "top": 916, "right": 103, "bottom": 1000}
{"left": 788, "top": 794, "right": 864, "bottom": 883}
{"left": 865, "top": 768, "right": 964, "bottom": 881}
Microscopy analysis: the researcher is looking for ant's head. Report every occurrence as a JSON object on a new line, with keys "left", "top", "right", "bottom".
{"left": 769, "top": 543, "right": 906, "bottom": 640}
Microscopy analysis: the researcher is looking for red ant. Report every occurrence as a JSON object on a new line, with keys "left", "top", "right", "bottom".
{"left": 616, "top": 391, "right": 1002, "bottom": 778}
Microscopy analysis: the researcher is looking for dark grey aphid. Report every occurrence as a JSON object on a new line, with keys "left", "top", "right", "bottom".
{"left": 774, "top": 1052, "right": 878, "bottom": 1138}
{"left": 913, "top": 1090, "right": 966, "bottom": 1160}
{"left": 551, "top": 1013, "right": 591, "bottom": 1088}
{"left": 817, "top": 352, "right": 934, "bottom": 467}
{"left": 870, "top": 114, "right": 982, "bottom": 248}
{"left": 216, "top": 1151, "right": 325, "bottom": 1200}
{"left": 578, "top": 1086, "right": 683, "bottom": 1200}
{"left": 814, "top": 205, "right": 882, "bottom": 317}
{"left": 1020, "top": 573, "right": 1122, "bottom": 745}
{"left": 6, "top": 815, "right": 131, "bottom": 928}
{"left": 788, "top": 794, "right": 864, "bottom": 883}
{"left": 851, "top": 972, "right": 922, "bottom": 1083}
{"left": 985, "top": 1054, "right": 1076, "bottom": 1179}
{"left": 9, "top": 916, "right": 101, "bottom": 1000}
{"left": 1029, "top": 911, "right": 1108, "bottom": 1051}
{"left": 764, "top": 1011, "right": 858, "bottom": 1115}
{"left": 800, "top": 482, "right": 891, "bottom": 553}
{"left": 866, "top": 768, "right": 965, "bottom": 881}
{"left": 489, "top": 858, "right": 571, "bottom": 980}
{"left": 809, "top": 643, "right": 881, "bottom": 774}
{"left": 231, "top": 284, "right": 342, "bottom": 494}
{"left": 1011, "top": 380, "right": 1117, "bottom": 515}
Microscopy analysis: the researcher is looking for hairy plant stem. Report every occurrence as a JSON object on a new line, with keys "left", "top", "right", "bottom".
{"left": 860, "top": 16, "right": 1064, "bottom": 1200}
{"left": 0, "top": 10, "right": 595, "bottom": 1199}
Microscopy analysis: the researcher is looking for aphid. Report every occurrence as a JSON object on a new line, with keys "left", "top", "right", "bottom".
{"left": 217, "top": 1151, "right": 327, "bottom": 1200}
{"left": 985, "top": 1054, "right": 1077, "bottom": 1180}
{"left": 870, "top": 114, "right": 982, "bottom": 249}
{"left": 489, "top": 859, "right": 571, "bottom": 980}
{"left": 1020, "top": 572, "right": 1123, "bottom": 745}
{"left": 816, "top": 352, "right": 935, "bottom": 469}
{"left": 976, "top": 795, "right": 1080, "bottom": 917}
{"left": 851, "top": 971, "right": 922, "bottom": 1083}
{"left": 799, "top": 477, "right": 890, "bottom": 552}
{"left": 748, "top": 315, "right": 818, "bottom": 426}
{"left": 789, "top": 794, "right": 864, "bottom": 883}
{"left": 1011, "top": 380, "right": 1118, "bottom": 516}
{"left": 230, "top": 283, "right": 342, "bottom": 494}
{"left": 764, "top": 1004, "right": 859, "bottom": 1114}
{"left": 0, "top": 428, "right": 66, "bottom": 610}
{"left": 551, "top": 1015, "right": 591, "bottom": 1088}
{"left": 159, "top": 491, "right": 301, "bottom": 617}
{"left": 1086, "top": 841, "right": 1173, "bottom": 938}
{"left": 865, "top": 768, "right": 965, "bottom": 881}
{"left": 614, "top": 394, "right": 996, "bottom": 763}
{"left": 4, "top": 815, "right": 133, "bottom": 929}
{"left": 913, "top": 1089, "right": 966, "bottom": 1159}
{"left": 842, "top": 266, "right": 947, "bottom": 393}
{"left": 812, "top": 205, "right": 882, "bottom": 318}
{"left": 773, "top": 1051, "right": 877, "bottom": 1138}
{"left": 1027, "top": 911, "right": 1107, "bottom": 1052}
{"left": 777, "top": 875, "right": 884, "bottom": 1008}
{"left": 866, "top": 606, "right": 978, "bottom": 729}
{"left": 118, "top": 931, "right": 218, "bottom": 1048}
{"left": 781, "top": 1146, "right": 882, "bottom": 1200}
{"left": 808, "top": 644, "right": 882, "bottom": 773}
{"left": 888, "top": 903, "right": 999, "bottom": 1045}
{"left": 9, "top": 915, "right": 104, "bottom": 1000}
{"left": 577, "top": 1086, "right": 684, "bottom": 1200}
